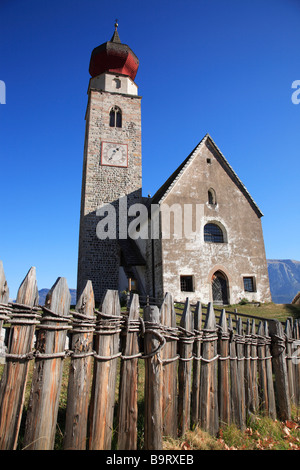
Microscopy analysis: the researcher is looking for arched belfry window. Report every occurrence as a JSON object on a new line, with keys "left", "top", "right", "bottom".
{"left": 208, "top": 188, "right": 217, "bottom": 206}
{"left": 109, "top": 106, "right": 122, "bottom": 128}
{"left": 204, "top": 223, "right": 224, "bottom": 243}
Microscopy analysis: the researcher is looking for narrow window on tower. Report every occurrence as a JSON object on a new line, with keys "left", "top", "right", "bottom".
{"left": 109, "top": 106, "right": 122, "bottom": 128}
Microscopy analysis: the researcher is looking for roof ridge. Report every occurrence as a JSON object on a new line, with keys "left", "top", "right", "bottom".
{"left": 151, "top": 134, "right": 208, "bottom": 205}
{"left": 150, "top": 133, "right": 263, "bottom": 218}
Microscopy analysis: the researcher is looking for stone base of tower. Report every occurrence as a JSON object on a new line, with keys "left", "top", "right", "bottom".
{"left": 77, "top": 212, "right": 120, "bottom": 304}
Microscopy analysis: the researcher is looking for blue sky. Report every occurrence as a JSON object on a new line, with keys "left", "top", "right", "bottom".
{"left": 0, "top": 0, "right": 299, "bottom": 299}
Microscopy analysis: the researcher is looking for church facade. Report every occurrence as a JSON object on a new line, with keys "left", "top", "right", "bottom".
{"left": 77, "top": 25, "right": 271, "bottom": 305}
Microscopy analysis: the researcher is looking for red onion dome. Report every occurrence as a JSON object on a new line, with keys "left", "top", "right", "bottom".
{"left": 89, "top": 22, "right": 139, "bottom": 81}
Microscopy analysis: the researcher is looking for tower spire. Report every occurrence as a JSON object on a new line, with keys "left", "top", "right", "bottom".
{"left": 111, "top": 19, "right": 121, "bottom": 43}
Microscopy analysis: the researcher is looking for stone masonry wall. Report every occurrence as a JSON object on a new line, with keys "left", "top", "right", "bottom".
{"left": 158, "top": 139, "right": 271, "bottom": 304}
{"left": 77, "top": 85, "right": 142, "bottom": 303}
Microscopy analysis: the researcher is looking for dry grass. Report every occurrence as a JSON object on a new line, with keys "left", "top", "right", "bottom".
{"left": 163, "top": 409, "right": 300, "bottom": 451}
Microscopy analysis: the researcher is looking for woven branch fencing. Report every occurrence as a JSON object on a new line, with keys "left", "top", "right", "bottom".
{"left": 0, "top": 262, "right": 299, "bottom": 450}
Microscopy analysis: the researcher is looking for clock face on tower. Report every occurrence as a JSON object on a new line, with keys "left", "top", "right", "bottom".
{"left": 101, "top": 141, "right": 128, "bottom": 167}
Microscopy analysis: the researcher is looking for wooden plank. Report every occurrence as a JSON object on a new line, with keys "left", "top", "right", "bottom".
{"left": 269, "top": 319, "right": 291, "bottom": 420}
{"left": 0, "top": 261, "right": 9, "bottom": 304}
{"left": 257, "top": 321, "right": 269, "bottom": 415}
{"left": 217, "top": 309, "right": 230, "bottom": 426}
{"left": 160, "top": 292, "right": 178, "bottom": 438}
{"left": 199, "top": 303, "right": 219, "bottom": 435}
{"left": 236, "top": 318, "right": 246, "bottom": 429}
{"left": 264, "top": 321, "right": 276, "bottom": 419}
{"left": 191, "top": 301, "right": 202, "bottom": 427}
{"left": 244, "top": 319, "right": 253, "bottom": 416}
{"left": 293, "top": 320, "right": 300, "bottom": 406}
{"left": 63, "top": 280, "right": 95, "bottom": 450}
{"left": 23, "top": 277, "right": 71, "bottom": 450}
{"left": 178, "top": 297, "right": 194, "bottom": 436}
{"left": 228, "top": 315, "right": 241, "bottom": 427}
{"left": 88, "top": 290, "right": 121, "bottom": 450}
{"left": 0, "top": 261, "right": 9, "bottom": 364}
{"left": 284, "top": 320, "right": 296, "bottom": 405}
{"left": 143, "top": 304, "right": 163, "bottom": 450}
{"left": 117, "top": 293, "right": 140, "bottom": 450}
{"left": 0, "top": 266, "right": 39, "bottom": 450}
{"left": 250, "top": 320, "right": 259, "bottom": 413}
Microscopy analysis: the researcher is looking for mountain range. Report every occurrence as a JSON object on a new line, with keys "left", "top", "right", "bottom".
{"left": 37, "top": 260, "right": 300, "bottom": 306}
{"left": 38, "top": 288, "right": 77, "bottom": 306}
{"left": 267, "top": 259, "right": 300, "bottom": 304}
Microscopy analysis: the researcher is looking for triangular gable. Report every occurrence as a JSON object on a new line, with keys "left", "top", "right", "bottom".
{"left": 151, "top": 133, "right": 263, "bottom": 218}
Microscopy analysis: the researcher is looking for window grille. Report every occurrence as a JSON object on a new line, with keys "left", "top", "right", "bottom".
{"left": 204, "top": 223, "right": 224, "bottom": 243}
{"left": 180, "top": 275, "right": 194, "bottom": 292}
{"left": 243, "top": 277, "right": 255, "bottom": 292}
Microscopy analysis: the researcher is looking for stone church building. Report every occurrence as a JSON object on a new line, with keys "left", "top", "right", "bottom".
{"left": 77, "top": 24, "right": 271, "bottom": 305}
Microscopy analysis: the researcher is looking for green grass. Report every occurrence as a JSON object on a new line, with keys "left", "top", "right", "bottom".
{"left": 225, "top": 302, "right": 300, "bottom": 323}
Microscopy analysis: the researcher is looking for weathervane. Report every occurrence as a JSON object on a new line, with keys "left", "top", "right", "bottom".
{"left": 114, "top": 19, "right": 118, "bottom": 31}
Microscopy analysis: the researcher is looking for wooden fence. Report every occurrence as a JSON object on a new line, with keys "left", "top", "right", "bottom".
{"left": 0, "top": 261, "right": 299, "bottom": 450}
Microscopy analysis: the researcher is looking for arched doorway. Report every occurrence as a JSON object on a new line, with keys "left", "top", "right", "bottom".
{"left": 212, "top": 271, "right": 229, "bottom": 305}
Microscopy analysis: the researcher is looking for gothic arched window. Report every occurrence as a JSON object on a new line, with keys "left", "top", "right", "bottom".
{"left": 204, "top": 223, "right": 224, "bottom": 243}
{"left": 109, "top": 106, "right": 122, "bottom": 128}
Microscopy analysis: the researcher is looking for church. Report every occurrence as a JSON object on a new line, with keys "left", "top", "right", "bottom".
{"left": 77, "top": 23, "right": 271, "bottom": 306}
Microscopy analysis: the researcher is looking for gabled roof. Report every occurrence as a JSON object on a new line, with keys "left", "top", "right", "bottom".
{"left": 150, "top": 133, "right": 264, "bottom": 218}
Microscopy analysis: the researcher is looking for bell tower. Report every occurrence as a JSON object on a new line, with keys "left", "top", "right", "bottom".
{"left": 77, "top": 22, "right": 142, "bottom": 302}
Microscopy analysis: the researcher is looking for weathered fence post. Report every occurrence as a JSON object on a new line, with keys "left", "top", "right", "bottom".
{"left": 88, "top": 290, "right": 122, "bottom": 450}
{"left": 293, "top": 319, "right": 300, "bottom": 406}
{"left": 257, "top": 321, "right": 269, "bottom": 415}
{"left": 118, "top": 293, "right": 140, "bottom": 450}
{"left": 236, "top": 318, "right": 246, "bottom": 429}
{"left": 23, "top": 277, "right": 71, "bottom": 450}
{"left": 143, "top": 304, "right": 163, "bottom": 450}
{"left": 178, "top": 297, "right": 194, "bottom": 436}
{"left": 0, "top": 266, "right": 39, "bottom": 450}
{"left": 199, "top": 303, "right": 219, "bottom": 435}
{"left": 264, "top": 321, "right": 276, "bottom": 419}
{"left": 63, "top": 280, "right": 95, "bottom": 450}
{"left": 250, "top": 320, "right": 259, "bottom": 413}
{"left": 218, "top": 309, "right": 231, "bottom": 426}
{"left": 269, "top": 319, "right": 291, "bottom": 420}
{"left": 0, "top": 261, "right": 9, "bottom": 303}
{"left": 228, "top": 316, "right": 242, "bottom": 427}
{"left": 160, "top": 292, "right": 178, "bottom": 438}
{"left": 285, "top": 320, "right": 296, "bottom": 405}
{"left": 0, "top": 261, "right": 9, "bottom": 363}
{"left": 244, "top": 319, "right": 252, "bottom": 415}
{"left": 191, "top": 301, "right": 202, "bottom": 427}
